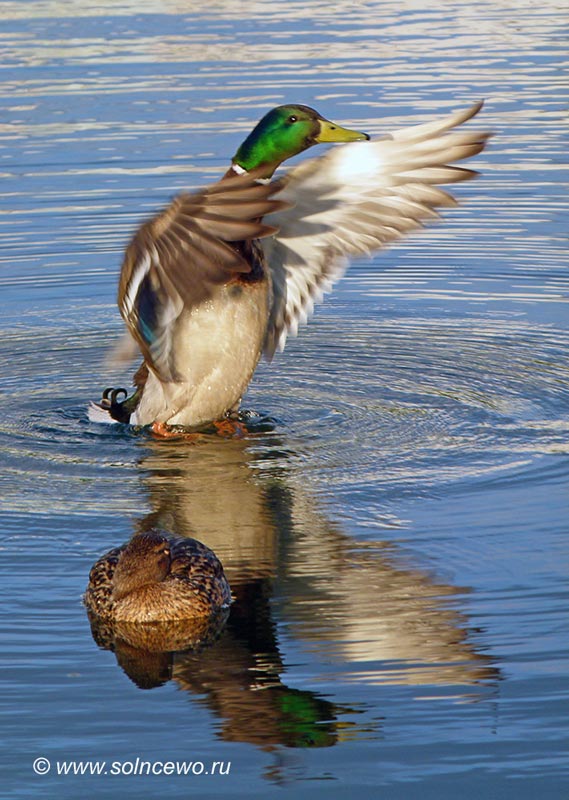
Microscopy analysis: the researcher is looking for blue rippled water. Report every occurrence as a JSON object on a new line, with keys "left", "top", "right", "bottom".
{"left": 1, "top": 1, "right": 567, "bottom": 798}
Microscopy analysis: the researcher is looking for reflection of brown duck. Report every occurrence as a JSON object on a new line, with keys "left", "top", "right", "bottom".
{"left": 89, "top": 574, "right": 353, "bottom": 747}
{"left": 84, "top": 531, "right": 231, "bottom": 622}
{"left": 87, "top": 609, "right": 230, "bottom": 690}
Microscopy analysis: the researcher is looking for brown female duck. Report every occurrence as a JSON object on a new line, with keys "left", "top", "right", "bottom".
{"left": 85, "top": 531, "right": 231, "bottom": 623}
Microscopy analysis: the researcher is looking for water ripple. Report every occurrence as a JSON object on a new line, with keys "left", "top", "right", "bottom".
{"left": 1, "top": 0, "right": 568, "bottom": 791}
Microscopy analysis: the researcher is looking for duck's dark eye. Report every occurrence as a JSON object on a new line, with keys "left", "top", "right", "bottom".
{"left": 288, "top": 115, "right": 298, "bottom": 123}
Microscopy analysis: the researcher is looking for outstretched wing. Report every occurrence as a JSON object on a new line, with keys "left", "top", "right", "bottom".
{"left": 118, "top": 171, "right": 287, "bottom": 381}
{"left": 261, "top": 101, "right": 491, "bottom": 359}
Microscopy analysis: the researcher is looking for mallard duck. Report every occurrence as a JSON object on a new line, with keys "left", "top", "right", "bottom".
{"left": 84, "top": 531, "right": 231, "bottom": 622}
{"left": 89, "top": 102, "right": 490, "bottom": 432}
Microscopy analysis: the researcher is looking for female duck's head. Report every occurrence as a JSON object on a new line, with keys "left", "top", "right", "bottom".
{"left": 232, "top": 104, "right": 369, "bottom": 177}
{"left": 111, "top": 532, "right": 171, "bottom": 602}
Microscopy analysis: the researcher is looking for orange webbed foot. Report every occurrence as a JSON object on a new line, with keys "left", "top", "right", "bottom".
{"left": 212, "top": 419, "right": 247, "bottom": 439}
{"left": 150, "top": 421, "right": 201, "bottom": 442}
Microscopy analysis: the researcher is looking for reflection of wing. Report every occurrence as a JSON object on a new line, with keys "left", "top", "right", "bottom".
{"left": 281, "top": 489, "right": 498, "bottom": 688}
{"left": 117, "top": 172, "right": 287, "bottom": 381}
{"left": 262, "top": 101, "right": 490, "bottom": 358}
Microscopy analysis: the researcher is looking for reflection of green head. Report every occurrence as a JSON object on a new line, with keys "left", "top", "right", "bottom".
{"left": 276, "top": 687, "right": 338, "bottom": 748}
{"left": 233, "top": 104, "right": 369, "bottom": 177}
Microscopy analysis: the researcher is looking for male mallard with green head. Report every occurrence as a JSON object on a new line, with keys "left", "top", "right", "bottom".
{"left": 89, "top": 102, "right": 490, "bottom": 433}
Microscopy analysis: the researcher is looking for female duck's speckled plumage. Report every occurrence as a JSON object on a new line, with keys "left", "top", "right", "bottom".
{"left": 85, "top": 531, "right": 231, "bottom": 623}
{"left": 89, "top": 102, "right": 490, "bottom": 431}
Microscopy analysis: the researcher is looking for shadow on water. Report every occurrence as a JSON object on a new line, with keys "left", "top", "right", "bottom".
{"left": 86, "top": 431, "right": 499, "bottom": 751}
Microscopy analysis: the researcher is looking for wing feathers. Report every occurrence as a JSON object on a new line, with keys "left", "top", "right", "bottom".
{"left": 117, "top": 103, "right": 490, "bottom": 379}
{"left": 262, "top": 101, "right": 491, "bottom": 359}
{"left": 392, "top": 100, "right": 484, "bottom": 142}
{"left": 118, "top": 173, "right": 281, "bottom": 381}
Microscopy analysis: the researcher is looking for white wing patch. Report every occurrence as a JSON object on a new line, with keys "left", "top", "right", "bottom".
{"left": 122, "top": 250, "right": 151, "bottom": 319}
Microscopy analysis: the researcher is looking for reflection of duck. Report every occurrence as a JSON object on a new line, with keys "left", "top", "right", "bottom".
{"left": 137, "top": 437, "right": 498, "bottom": 687}
{"left": 87, "top": 610, "right": 230, "bottom": 691}
{"left": 89, "top": 102, "right": 489, "bottom": 432}
{"left": 137, "top": 435, "right": 280, "bottom": 585}
{"left": 84, "top": 531, "right": 231, "bottom": 622}
{"left": 91, "top": 575, "right": 352, "bottom": 747}
{"left": 86, "top": 434, "right": 499, "bottom": 750}
{"left": 273, "top": 487, "right": 497, "bottom": 687}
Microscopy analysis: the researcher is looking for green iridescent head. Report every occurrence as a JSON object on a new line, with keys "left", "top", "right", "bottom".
{"left": 232, "top": 104, "right": 369, "bottom": 176}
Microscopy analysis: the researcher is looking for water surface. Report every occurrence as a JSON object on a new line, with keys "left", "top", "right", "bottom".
{"left": 1, "top": 1, "right": 567, "bottom": 798}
